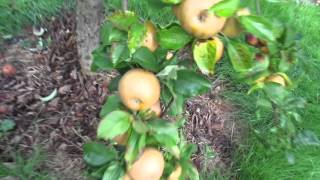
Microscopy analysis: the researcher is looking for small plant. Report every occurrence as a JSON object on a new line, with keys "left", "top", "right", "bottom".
{"left": 0, "top": 148, "right": 48, "bottom": 180}
{"left": 83, "top": 0, "right": 306, "bottom": 179}
{"left": 0, "top": 119, "right": 15, "bottom": 137}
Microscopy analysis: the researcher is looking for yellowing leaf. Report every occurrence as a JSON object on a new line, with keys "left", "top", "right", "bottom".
{"left": 193, "top": 40, "right": 217, "bottom": 75}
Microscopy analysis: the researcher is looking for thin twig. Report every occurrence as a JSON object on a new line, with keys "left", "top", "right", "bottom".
{"left": 160, "top": 97, "right": 174, "bottom": 117}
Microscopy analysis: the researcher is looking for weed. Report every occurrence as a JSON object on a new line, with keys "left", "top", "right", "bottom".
{"left": 0, "top": 147, "right": 49, "bottom": 180}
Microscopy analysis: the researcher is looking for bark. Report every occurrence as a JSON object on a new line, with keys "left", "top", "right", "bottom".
{"left": 76, "top": 0, "right": 104, "bottom": 74}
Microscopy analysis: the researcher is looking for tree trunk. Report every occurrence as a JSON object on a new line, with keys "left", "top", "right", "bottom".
{"left": 76, "top": 0, "right": 104, "bottom": 74}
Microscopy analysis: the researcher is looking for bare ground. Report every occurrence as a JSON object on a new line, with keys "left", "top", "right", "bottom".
{"left": 0, "top": 12, "right": 244, "bottom": 179}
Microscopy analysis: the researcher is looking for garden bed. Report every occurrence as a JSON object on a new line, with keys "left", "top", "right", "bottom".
{"left": 0, "top": 11, "right": 242, "bottom": 179}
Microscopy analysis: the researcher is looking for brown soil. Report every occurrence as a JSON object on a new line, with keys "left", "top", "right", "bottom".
{"left": 0, "top": 11, "right": 243, "bottom": 179}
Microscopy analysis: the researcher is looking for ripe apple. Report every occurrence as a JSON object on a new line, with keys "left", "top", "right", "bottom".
{"left": 173, "top": 0, "right": 226, "bottom": 39}
{"left": 221, "top": 8, "right": 251, "bottom": 37}
{"left": 2, "top": 64, "right": 16, "bottom": 77}
{"left": 142, "top": 21, "right": 158, "bottom": 52}
{"left": 266, "top": 75, "right": 286, "bottom": 86}
{"left": 246, "top": 34, "right": 259, "bottom": 46}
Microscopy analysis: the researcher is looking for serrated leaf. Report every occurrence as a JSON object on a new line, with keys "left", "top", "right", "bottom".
{"left": 97, "top": 111, "right": 132, "bottom": 140}
{"left": 209, "top": 0, "right": 240, "bottom": 17}
{"left": 193, "top": 40, "right": 217, "bottom": 75}
{"left": 100, "top": 22, "right": 127, "bottom": 45}
{"left": 128, "top": 23, "right": 147, "bottom": 53}
{"left": 110, "top": 43, "right": 130, "bottom": 67}
{"left": 148, "top": 119, "right": 180, "bottom": 147}
{"left": 100, "top": 95, "right": 122, "bottom": 118}
{"left": 125, "top": 131, "right": 141, "bottom": 165}
{"left": 109, "top": 11, "right": 139, "bottom": 31}
{"left": 172, "top": 69, "right": 211, "bottom": 97}
{"left": 132, "top": 120, "right": 149, "bottom": 134}
{"left": 83, "top": 142, "right": 117, "bottom": 167}
{"left": 239, "top": 15, "right": 276, "bottom": 42}
{"left": 161, "top": 84, "right": 186, "bottom": 116}
{"left": 91, "top": 47, "right": 113, "bottom": 71}
{"left": 157, "top": 25, "right": 192, "bottom": 50}
{"left": 157, "top": 65, "right": 182, "bottom": 80}
{"left": 102, "top": 162, "right": 123, "bottom": 180}
{"left": 180, "top": 160, "right": 199, "bottom": 180}
{"left": 133, "top": 47, "right": 159, "bottom": 72}
{"left": 227, "top": 41, "right": 253, "bottom": 72}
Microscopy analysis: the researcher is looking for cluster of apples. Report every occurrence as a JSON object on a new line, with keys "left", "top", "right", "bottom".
{"left": 101, "top": 1, "right": 280, "bottom": 179}
{"left": 106, "top": 1, "right": 246, "bottom": 179}
{"left": 173, "top": 0, "right": 288, "bottom": 87}
{"left": 245, "top": 34, "right": 288, "bottom": 87}
{"left": 173, "top": 0, "right": 252, "bottom": 67}
{"left": 106, "top": 68, "right": 181, "bottom": 180}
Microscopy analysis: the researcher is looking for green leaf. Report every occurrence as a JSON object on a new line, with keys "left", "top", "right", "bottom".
{"left": 108, "top": 76, "right": 121, "bottom": 93}
{"left": 109, "top": 11, "right": 139, "bottom": 31}
{"left": 97, "top": 111, "right": 132, "bottom": 140}
{"left": 148, "top": 119, "right": 180, "bottom": 147}
{"left": 170, "top": 94, "right": 186, "bottom": 116}
{"left": 172, "top": 69, "right": 211, "bottom": 97}
{"left": 157, "top": 65, "right": 182, "bottom": 80}
{"left": 263, "top": 84, "right": 290, "bottom": 104}
{"left": 133, "top": 47, "right": 159, "bottom": 72}
{"left": 227, "top": 41, "right": 254, "bottom": 72}
{"left": 161, "top": 84, "right": 185, "bottom": 116}
{"left": 128, "top": 23, "right": 147, "bottom": 54}
{"left": 193, "top": 40, "right": 217, "bottom": 75}
{"left": 102, "top": 162, "right": 123, "bottom": 180}
{"left": 91, "top": 47, "right": 113, "bottom": 71}
{"left": 181, "top": 144, "right": 197, "bottom": 159}
{"left": 0, "top": 119, "right": 15, "bottom": 132}
{"left": 100, "top": 22, "right": 127, "bottom": 45}
{"left": 161, "top": 0, "right": 182, "bottom": 4}
{"left": 239, "top": 15, "right": 276, "bottom": 42}
{"left": 209, "top": 0, "right": 240, "bottom": 17}
{"left": 83, "top": 142, "right": 117, "bottom": 166}
{"left": 132, "top": 120, "right": 149, "bottom": 134}
{"left": 180, "top": 160, "right": 199, "bottom": 180}
{"left": 157, "top": 25, "right": 192, "bottom": 50}
{"left": 110, "top": 43, "right": 130, "bottom": 67}
{"left": 90, "top": 165, "right": 108, "bottom": 178}
{"left": 100, "top": 95, "right": 122, "bottom": 118}
{"left": 138, "top": 134, "right": 147, "bottom": 151}
{"left": 125, "top": 131, "right": 141, "bottom": 165}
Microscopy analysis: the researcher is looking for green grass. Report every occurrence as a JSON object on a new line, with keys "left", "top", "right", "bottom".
{"left": 0, "top": 0, "right": 75, "bottom": 38}
{"left": 0, "top": 147, "right": 49, "bottom": 180}
{"left": 232, "top": 1, "right": 320, "bottom": 180}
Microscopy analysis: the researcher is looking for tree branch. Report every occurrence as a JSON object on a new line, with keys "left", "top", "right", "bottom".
{"left": 122, "top": 0, "right": 128, "bottom": 11}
